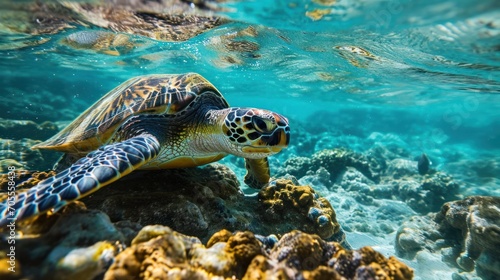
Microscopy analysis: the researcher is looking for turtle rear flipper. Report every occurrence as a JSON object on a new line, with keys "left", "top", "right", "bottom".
{"left": 0, "top": 135, "right": 160, "bottom": 226}
{"left": 244, "top": 158, "right": 271, "bottom": 189}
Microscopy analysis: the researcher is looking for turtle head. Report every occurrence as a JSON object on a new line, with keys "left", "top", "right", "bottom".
{"left": 220, "top": 108, "right": 290, "bottom": 159}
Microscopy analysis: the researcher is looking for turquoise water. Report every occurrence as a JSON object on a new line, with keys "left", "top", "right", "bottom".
{"left": 0, "top": 0, "right": 499, "bottom": 279}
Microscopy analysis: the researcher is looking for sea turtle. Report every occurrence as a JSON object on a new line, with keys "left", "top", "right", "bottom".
{"left": 0, "top": 73, "right": 290, "bottom": 226}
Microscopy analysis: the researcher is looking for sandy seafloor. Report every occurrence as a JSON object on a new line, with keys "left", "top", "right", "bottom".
{"left": 0, "top": 0, "right": 499, "bottom": 279}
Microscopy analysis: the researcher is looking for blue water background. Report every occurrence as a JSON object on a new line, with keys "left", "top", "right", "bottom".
{"left": 2, "top": 0, "right": 498, "bottom": 188}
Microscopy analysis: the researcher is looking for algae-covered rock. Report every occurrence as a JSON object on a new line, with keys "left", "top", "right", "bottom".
{"left": 81, "top": 164, "right": 243, "bottom": 240}
{"left": 5, "top": 163, "right": 343, "bottom": 244}
{"left": 396, "top": 196, "right": 500, "bottom": 280}
{"left": 263, "top": 230, "right": 413, "bottom": 279}
{"left": 0, "top": 163, "right": 410, "bottom": 279}
{"left": 0, "top": 202, "right": 124, "bottom": 279}
{"left": 0, "top": 170, "right": 56, "bottom": 192}
{"left": 105, "top": 227, "right": 413, "bottom": 280}
{"left": 105, "top": 225, "right": 265, "bottom": 280}
{"left": 78, "top": 164, "right": 344, "bottom": 242}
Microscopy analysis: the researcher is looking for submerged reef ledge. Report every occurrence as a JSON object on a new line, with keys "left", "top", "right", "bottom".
{"left": 396, "top": 196, "right": 500, "bottom": 280}
{"left": 0, "top": 216, "right": 413, "bottom": 280}
{"left": 0, "top": 164, "right": 413, "bottom": 279}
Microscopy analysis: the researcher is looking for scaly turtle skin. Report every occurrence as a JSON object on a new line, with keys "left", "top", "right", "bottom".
{"left": 0, "top": 73, "right": 290, "bottom": 226}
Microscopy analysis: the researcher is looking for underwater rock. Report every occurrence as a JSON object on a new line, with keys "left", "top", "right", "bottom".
{"left": 3, "top": 163, "right": 341, "bottom": 243}
{"left": 278, "top": 146, "right": 461, "bottom": 215}
{"left": 395, "top": 215, "right": 442, "bottom": 259}
{"left": 278, "top": 156, "right": 312, "bottom": 179}
{"left": 386, "top": 158, "right": 419, "bottom": 179}
{"left": 105, "top": 226, "right": 413, "bottom": 280}
{"left": 396, "top": 172, "right": 461, "bottom": 213}
{"left": 396, "top": 196, "right": 500, "bottom": 280}
{"left": 86, "top": 166, "right": 343, "bottom": 242}
{"left": 81, "top": 164, "right": 242, "bottom": 240}
{"left": 0, "top": 202, "right": 124, "bottom": 279}
{"left": 445, "top": 157, "right": 500, "bottom": 196}
{"left": 335, "top": 167, "right": 374, "bottom": 193}
{"left": 312, "top": 149, "right": 383, "bottom": 182}
{"left": 104, "top": 225, "right": 265, "bottom": 279}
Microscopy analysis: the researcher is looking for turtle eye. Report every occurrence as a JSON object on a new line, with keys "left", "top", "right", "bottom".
{"left": 252, "top": 116, "right": 276, "bottom": 133}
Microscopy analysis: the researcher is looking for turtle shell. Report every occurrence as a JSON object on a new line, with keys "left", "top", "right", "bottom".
{"left": 33, "top": 73, "right": 228, "bottom": 154}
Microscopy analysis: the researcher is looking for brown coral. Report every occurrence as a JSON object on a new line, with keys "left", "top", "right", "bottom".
{"left": 105, "top": 226, "right": 265, "bottom": 280}
{"left": 105, "top": 227, "right": 413, "bottom": 280}
{"left": 258, "top": 179, "right": 340, "bottom": 239}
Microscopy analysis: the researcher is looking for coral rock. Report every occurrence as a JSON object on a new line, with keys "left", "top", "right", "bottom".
{"left": 396, "top": 196, "right": 500, "bottom": 279}
{"left": 278, "top": 148, "right": 382, "bottom": 183}
{"left": 258, "top": 179, "right": 340, "bottom": 239}
{"left": 398, "top": 172, "right": 461, "bottom": 213}
{"left": 0, "top": 202, "right": 124, "bottom": 279}
{"left": 106, "top": 227, "right": 412, "bottom": 280}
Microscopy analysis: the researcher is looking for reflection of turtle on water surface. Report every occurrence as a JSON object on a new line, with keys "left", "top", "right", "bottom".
{"left": 0, "top": 73, "right": 290, "bottom": 226}
{"left": 1, "top": 0, "right": 229, "bottom": 43}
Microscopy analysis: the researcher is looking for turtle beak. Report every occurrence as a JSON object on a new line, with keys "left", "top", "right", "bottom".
{"left": 260, "top": 113, "right": 290, "bottom": 150}
{"left": 265, "top": 127, "right": 289, "bottom": 151}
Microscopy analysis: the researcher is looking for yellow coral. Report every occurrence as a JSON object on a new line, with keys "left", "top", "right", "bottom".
{"left": 258, "top": 179, "right": 340, "bottom": 239}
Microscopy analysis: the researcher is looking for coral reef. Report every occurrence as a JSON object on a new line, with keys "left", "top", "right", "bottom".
{"left": 83, "top": 166, "right": 343, "bottom": 243}
{"left": 2, "top": 163, "right": 342, "bottom": 244}
{"left": 395, "top": 196, "right": 500, "bottom": 280}
{"left": 104, "top": 226, "right": 413, "bottom": 280}
{"left": 0, "top": 198, "right": 409, "bottom": 279}
{"left": 278, "top": 148, "right": 461, "bottom": 214}
{"left": 394, "top": 172, "right": 461, "bottom": 213}
{"left": 277, "top": 148, "right": 383, "bottom": 183}
{"left": 259, "top": 179, "right": 340, "bottom": 239}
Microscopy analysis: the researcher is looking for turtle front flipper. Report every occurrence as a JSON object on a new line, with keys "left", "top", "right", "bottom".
{"left": 0, "top": 135, "right": 160, "bottom": 227}
{"left": 244, "top": 158, "right": 271, "bottom": 189}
